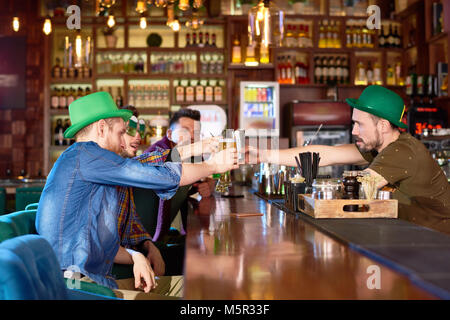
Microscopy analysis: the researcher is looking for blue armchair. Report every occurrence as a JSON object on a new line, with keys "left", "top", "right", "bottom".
{"left": 0, "top": 234, "right": 120, "bottom": 300}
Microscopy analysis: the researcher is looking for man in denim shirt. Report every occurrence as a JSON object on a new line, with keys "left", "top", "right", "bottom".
{"left": 36, "top": 92, "right": 238, "bottom": 298}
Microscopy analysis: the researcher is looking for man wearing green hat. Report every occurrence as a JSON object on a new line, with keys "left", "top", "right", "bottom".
{"left": 253, "top": 85, "right": 450, "bottom": 234}
{"left": 36, "top": 92, "right": 238, "bottom": 299}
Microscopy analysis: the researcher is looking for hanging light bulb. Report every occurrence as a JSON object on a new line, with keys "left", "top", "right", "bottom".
{"left": 170, "top": 19, "right": 180, "bottom": 32}
{"left": 99, "top": 0, "right": 116, "bottom": 8}
{"left": 136, "top": 0, "right": 147, "bottom": 13}
{"left": 107, "top": 15, "right": 115, "bottom": 28}
{"left": 248, "top": 0, "right": 284, "bottom": 48}
{"left": 43, "top": 18, "right": 52, "bottom": 35}
{"left": 154, "top": 0, "right": 168, "bottom": 8}
{"left": 193, "top": 0, "right": 203, "bottom": 9}
{"left": 75, "top": 33, "right": 83, "bottom": 68}
{"left": 139, "top": 17, "right": 147, "bottom": 29}
{"left": 178, "top": 0, "right": 189, "bottom": 11}
{"left": 12, "top": 17, "right": 19, "bottom": 32}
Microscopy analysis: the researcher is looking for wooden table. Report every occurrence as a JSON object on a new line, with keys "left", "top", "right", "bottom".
{"left": 184, "top": 187, "right": 436, "bottom": 299}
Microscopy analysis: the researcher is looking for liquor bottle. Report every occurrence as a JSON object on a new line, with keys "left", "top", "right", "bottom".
{"left": 63, "top": 119, "right": 71, "bottom": 146}
{"left": 211, "top": 33, "right": 217, "bottom": 48}
{"left": 260, "top": 45, "right": 270, "bottom": 64}
{"left": 285, "top": 55, "right": 294, "bottom": 84}
{"left": 285, "top": 24, "right": 295, "bottom": 47}
{"left": 231, "top": 36, "right": 241, "bottom": 64}
{"left": 59, "top": 88, "right": 67, "bottom": 109}
{"left": 67, "top": 87, "right": 75, "bottom": 106}
{"left": 318, "top": 21, "right": 326, "bottom": 48}
{"left": 366, "top": 61, "right": 374, "bottom": 85}
{"left": 204, "top": 32, "right": 210, "bottom": 47}
{"left": 295, "top": 58, "right": 302, "bottom": 84}
{"left": 355, "top": 61, "right": 366, "bottom": 85}
{"left": 192, "top": 33, "right": 197, "bottom": 47}
{"left": 185, "top": 80, "right": 195, "bottom": 102}
{"left": 323, "top": 20, "right": 331, "bottom": 48}
{"left": 214, "top": 80, "right": 223, "bottom": 102}
{"left": 297, "top": 24, "right": 305, "bottom": 48}
{"left": 52, "top": 58, "right": 61, "bottom": 79}
{"left": 277, "top": 56, "right": 285, "bottom": 83}
{"left": 417, "top": 75, "right": 424, "bottom": 96}
{"left": 205, "top": 80, "right": 214, "bottom": 102}
{"left": 378, "top": 25, "right": 386, "bottom": 48}
{"left": 328, "top": 56, "right": 335, "bottom": 85}
{"left": 395, "top": 60, "right": 403, "bottom": 85}
{"left": 85, "top": 87, "right": 91, "bottom": 96}
{"left": 342, "top": 58, "right": 350, "bottom": 84}
{"left": 374, "top": 61, "right": 382, "bottom": 85}
{"left": 175, "top": 80, "right": 184, "bottom": 103}
{"left": 334, "top": 21, "right": 341, "bottom": 48}
{"left": 185, "top": 33, "right": 192, "bottom": 48}
{"left": 245, "top": 43, "right": 257, "bottom": 65}
{"left": 314, "top": 56, "right": 322, "bottom": 84}
{"left": 335, "top": 57, "right": 342, "bottom": 84}
{"left": 304, "top": 25, "right": 313, "bottom": 48}
{"left": 116, "top": 87, "right": 124, "bottom": 107}
{"left": 198, "top": 32, "right": 204, "bottom": 48}
{"left": 128, "top": 85, "right": 135, "bottom": 106}
{"left": 321, "top": 56, "right": 328, "bottom": 84}
{"left": 346, "top": 21, "right": 353, "bottom": 48}
{"left": 394, "top": 26, "right": 401, "bottom": 48}
{"left": 54, "top": 119, "right": 64, "bottom": 146}
{"left": 50, "top": 88, "right": 58, "bottom": 109}
{"left": 352, "top": 22, "right": 359, "bottom": 48}
{"left": 387, "top": 24, "right": 395, "bottom": 48}
{"left": 328, "top": 20, "right": 335, "bottom": 48}
{"left": 195, "top": 80, "right": 204, "bottom": 102}
{"left": 387, "top": 64, "right": 395, "bottom": 85}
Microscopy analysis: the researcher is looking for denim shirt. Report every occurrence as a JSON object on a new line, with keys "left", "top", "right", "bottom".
{"left": 36, "top": 142, "right": 181, "bottom": 289}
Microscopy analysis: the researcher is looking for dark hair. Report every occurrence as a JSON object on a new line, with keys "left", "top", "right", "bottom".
{"left": 169, "top": 108, "right": 201, "bottom": 129}
{"left": 120, "top": 105, "right": 139, "bottom": 117}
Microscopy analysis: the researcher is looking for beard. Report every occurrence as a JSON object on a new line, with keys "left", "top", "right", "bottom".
{"left": 104, "top": 136, "right": 124, "bottom": 155}
{"left": 354, "top": 130, "right": 383, "bottom": 152}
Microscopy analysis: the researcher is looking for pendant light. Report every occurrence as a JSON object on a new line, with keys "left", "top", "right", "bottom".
{"left": 107, "top": 15, "right": 115, "bottom": 28}
{"left": 139, "top": 16, "right": 147, "bottom": 29}
{"left": 248, "top": 0, "right": 284, "bottom": 48}
{"left": 12, "top": 17, "right": 19, "bottom": 32}
{"left": 43, "top": 17, "right": 52, "bottom": 35}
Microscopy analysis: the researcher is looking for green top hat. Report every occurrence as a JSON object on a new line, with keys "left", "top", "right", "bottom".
{"left": 346, "top": 85, "right": 408, "bottom": 129}
{"left": 64, "top": 91, "right": 133, "bottom": 138}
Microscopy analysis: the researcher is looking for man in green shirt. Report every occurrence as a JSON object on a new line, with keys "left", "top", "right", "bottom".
{"left": 256, "top": 85, "right": 450, "bottom": 234}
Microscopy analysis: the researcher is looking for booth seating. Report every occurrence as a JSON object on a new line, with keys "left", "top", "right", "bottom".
{"left": 0, "top": 188, "right": 5, "bottom": 215}
{"left": 0, "top": 234, "right": 118, "bottom": 300}
{"left": 0, "top": 207, "right": 118, "bottom": 299}
{"left": 15, "top": 187, "right": 43, "bottom": 212}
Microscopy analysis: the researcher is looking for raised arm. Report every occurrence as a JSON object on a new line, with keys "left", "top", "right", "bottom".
{"left": 259, "top": 144, "right": 368, "bottom": 167}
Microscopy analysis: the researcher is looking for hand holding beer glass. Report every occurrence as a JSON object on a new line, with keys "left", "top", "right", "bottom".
{"left": 214, "top": 129, "right": 245, "bottom": 193}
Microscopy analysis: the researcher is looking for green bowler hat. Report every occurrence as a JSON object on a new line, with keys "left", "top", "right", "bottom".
{"left": 346, "top": 85, "right": 408, "bottom": 129}
{"left": 64, "top": 91, "right": 133, "bottom": 138}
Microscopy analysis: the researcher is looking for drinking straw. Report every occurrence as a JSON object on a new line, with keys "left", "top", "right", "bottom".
{"left": 295, "top": 156, "right": 302, "bottom": 175}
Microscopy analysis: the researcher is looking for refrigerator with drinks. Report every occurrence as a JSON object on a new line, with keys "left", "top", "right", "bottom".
{"left": 239, "top": 81, "right": 280, "bottom": 136}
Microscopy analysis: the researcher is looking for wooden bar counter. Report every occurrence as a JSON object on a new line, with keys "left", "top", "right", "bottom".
{"left": 183, "top": 186, "right": 437, "bottom": 300}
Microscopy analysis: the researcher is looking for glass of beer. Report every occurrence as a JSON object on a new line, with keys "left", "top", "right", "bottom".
{"left": 215, "top": 129, "right": 236, "bottom": 193}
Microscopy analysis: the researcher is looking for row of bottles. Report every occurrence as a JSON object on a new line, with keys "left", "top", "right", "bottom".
{"left": 185, "top": 32, "right": 218, "bottom": 48}
{"left": 354, "top": 60, "right": 383, "bottom": 86}
{"left": 54, "top": 118, "right": 75, "bottom": 146}
{"left": 96, "top": 53, "right": 146, "bottom": 74}
{"left": 200, "top": 53, "right": 224, "bottom": 75}
{"left": 174, "top": 79, "right": 224, "bottom": 103}
{"left": 231, "top": 37, "right": 270, "bottom": 65}
{"left": 283, "top": 24, "right": 313, "bottom": 48}
{"left": 52, "top": 57, "right": 92, "bottom": 79}
{"left": 51, "top": 86, "right": 91, "bottom": 109}
{"left": 345, "top": 20, "right": 376, "bottom": 49}
{"left": 319, "top": 19, "right": 342, "bottom": 49}
{"left": 405, "top": 70, "right": 445, "bottom": 98}
{"left": 151, "top": 53, "right": 197, "bottom": 74}
{"left": 386, "top": 61, "right": 404, "bottom": 86}
{"left": 277, "top": 55, "right": 309, "bottom": 85}
{"left": 314, "top": 56, "right": 350, "bottom": 85}
{"left": 128, "top": 84, "right": 170, "bottom": 108}
{"left": 378, "top": 24, "right": 402, "bottom": 49}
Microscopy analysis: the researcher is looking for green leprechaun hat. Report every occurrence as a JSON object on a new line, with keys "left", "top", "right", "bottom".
{"left": 346, "top": 85, "right": 408, "bottom": 129}
{"left": 64, "top": 91, "right": 133, "bottom": 138}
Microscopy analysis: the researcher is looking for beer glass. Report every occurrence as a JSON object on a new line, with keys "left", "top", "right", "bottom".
{"left": 215, "top": 129, "right": 236, "bottom": 193}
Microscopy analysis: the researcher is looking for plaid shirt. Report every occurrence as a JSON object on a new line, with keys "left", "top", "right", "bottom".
{"left": 117, "top": 149, "right": 171, "bottom": 249}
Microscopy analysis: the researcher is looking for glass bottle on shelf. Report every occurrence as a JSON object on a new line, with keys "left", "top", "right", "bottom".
{"left": 245, "top": 43, "right": 257, "bottom": 64}
{"left": 217, "top": 54, "right": 224, "bottom": 74}
{"left": 374, "top": 61, "right": 382, "bottom": 85}
{"left": 328, "top": 56, "right": 336, "bottom": 85}
{"left": 366, "top": 61, "right": 374, "bottom": 85}
{"left": 205, "top": 32, "right": 210, "bottom": 47}
{"left": 67, "top": 87, "right": 75, "bottom": 106}
{"left": 211, "top": 33, "right": 217, "bottom": 48}
{"left": 297, "top": 24, "right": 305, "bottom": 48}
{"left": 128, "top": 85, "right": 135, "bottom": 106}
{"left": 395, "top": 60, "right": 403, "bottom": 85}
{"left": 116, "top": 87, "right": 124, "bottom": 107}
{"left": 387, "top": 64, "right": 395, "bottom": 85}
{"left": 314, "top": 56, "right": 322, "bottom": 84}
{"left": 63, "top": 119, "right": 71, "bottom": 146}
{"left": 378, "top": 25, "right": 386, "bottom": 48}
{"left": 51, "top": 88, "right": 60, "bottom": 109}
{"left": 285, "top": 55, "right": 294, "bottom": 85}
{"left": 394, "top": 26, "right": 401, "bottom": 48}
{"left": 260, "top": 45, "right": 270, "bottom": 64}
{"left": 186, "top": 80, "right": 195, "bottom": 102}
{"left": 321, "top": 56, "right": 328, "bottom": 85}
{"left": 205, "top": 80, "right": 214, "bottom": 102}
{"left": 335, "top": 57, "right": 342, "bottom": 84}
{"left": 52, "top": 58, "right": 61, "bottom": 79}
{"left": 54, "top": 119, "right": 64, "bottom": 146}
{"left": 342, "top": 58, "right": 349, "bottom": 84}
{"left": 318, "top": 21, "right": 326, "bottom": 48}
{"left": 387, "top": 24, "right": 395, "bottom": 48}
{"left": 191, "top": 54, "right": 197, "bottom": 73}
{"left": 59, "top": 88, "right": 67, "bottom": 109}
{"left": 195, "top": 79, "right": 204, "bottom": 102}
{"left": 185, "top": 33, "right": 192, "bottom": 48}
{"left": 346, "top": 20, "right": 353, "bottom": 48}
{"left": 334, "top": 21, "right": 341, "bottom": 48}
{"left": 232, "top": 36, "right": 241, "bottom": 64}
{"left": 76, "top": 87, "right": 84, "bottom": 100}
{"left": 192, "top": 33, "right": 197, "bottom": 47}
{"left": 198, "top": 32, "right": 204, "bottom": 48}
{"left": 175, "top": 80, "right": 184, "bottom": 103}
{"left": 214, "top": 80, "right": 223, "bottom": 102}
{"left": 355, "top": 61, "right": 367, "bottom": 85}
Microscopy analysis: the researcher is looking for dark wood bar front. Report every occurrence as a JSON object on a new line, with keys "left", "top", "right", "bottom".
{"left": 184, "top": 187, "right": 436, "bottom": 300}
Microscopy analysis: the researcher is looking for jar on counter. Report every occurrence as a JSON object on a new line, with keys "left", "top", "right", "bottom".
{"left": 342, "top": 171, "right": 360, "bottom": 211}
{"left": 311, "top": 178, "right": 342, "bottom": 200}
